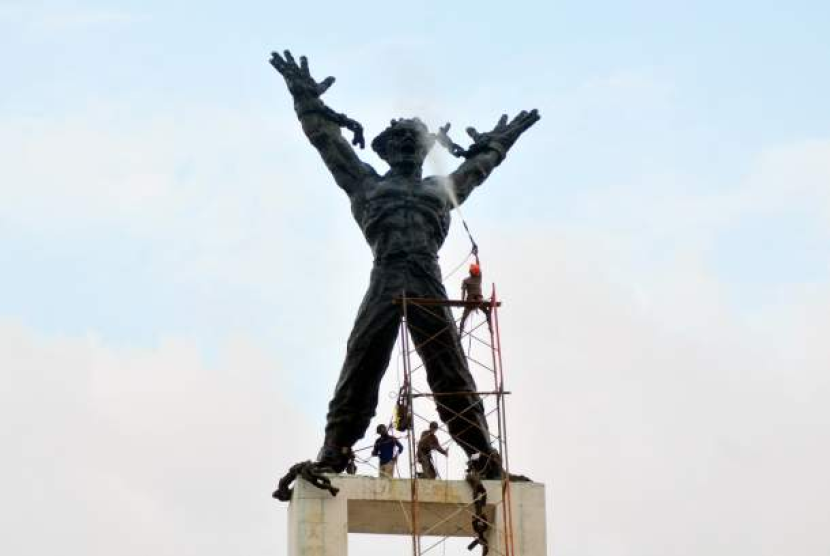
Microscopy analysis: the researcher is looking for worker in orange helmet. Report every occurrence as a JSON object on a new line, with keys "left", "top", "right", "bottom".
{"left": 459, "top": 262, "right": 492, "bottom": 336}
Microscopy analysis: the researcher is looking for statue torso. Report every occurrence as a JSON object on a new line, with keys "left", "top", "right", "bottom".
{"left": 350, "top": 175, "right": 452, "bottom": 262}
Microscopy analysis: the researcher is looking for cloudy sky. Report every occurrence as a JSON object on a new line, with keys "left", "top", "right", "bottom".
{"left": 2, "top": 1, "right": 830, "bottom": 555}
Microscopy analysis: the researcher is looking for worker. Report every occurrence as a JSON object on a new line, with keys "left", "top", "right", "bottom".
{"left": 372, "top": 424, "right": 404, "bottom": 478}
{"left": 459, "top": 263, "right": 492, "bottom": 335}
{"left": 417, "top": 421, "right": 449, "bottom": 479}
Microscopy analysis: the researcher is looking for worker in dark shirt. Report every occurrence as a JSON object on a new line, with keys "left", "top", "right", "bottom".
{"left": 372, "top": 424, "right": 404, "bottom": 478}
{"left": 459, "top": 263, "right": 492, "bottom": 336}
{"left": 417, "top": 421, "right": 449, "bottom": 479}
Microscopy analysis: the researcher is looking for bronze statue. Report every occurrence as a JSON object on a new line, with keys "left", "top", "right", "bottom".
{"left": 269, "top": 49, "right": 539, "bottom": 478}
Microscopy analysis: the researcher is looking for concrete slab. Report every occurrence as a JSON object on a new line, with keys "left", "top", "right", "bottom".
{"left": 287, "top": 475, "right": 546, "bottom": 556}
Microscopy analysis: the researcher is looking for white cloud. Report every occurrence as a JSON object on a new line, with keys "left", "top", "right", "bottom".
{"left": 0, "top": 107, "right": 300, "bottom": 233}
{"left": 742, "top": 139, "right": 830, "bottom": 225}
{"left": 0, "top": 320, "right": 313, "bottom": 555}
{"left": 525, "top": 137, "right": 830, "bottom": 306}
{"left": 5, "top": 220, "right": 830, "bottom": 556}
{"left": 481, "top": 222, "right": 830, "bottom": 556}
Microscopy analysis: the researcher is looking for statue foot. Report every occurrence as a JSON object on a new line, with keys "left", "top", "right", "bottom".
{"left": 467, "top": 451, "right": 531, "bottom": 482}
{"left": 315, "top": 444, "right": 355, "bottom": 474}
{"left": 272, "top": 459, "right": 345, "bottom": 502}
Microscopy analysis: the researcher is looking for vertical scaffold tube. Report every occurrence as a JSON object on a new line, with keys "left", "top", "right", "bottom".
{"left": 400, "top": 295, "right": 421, "bottom": 556}
{"left": 492, "top": 285, "right": 516, "bottom": 556}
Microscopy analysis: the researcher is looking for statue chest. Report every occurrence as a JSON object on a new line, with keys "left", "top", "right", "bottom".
{"left": 353, "top": 178, "right": 452, "bottom": 238}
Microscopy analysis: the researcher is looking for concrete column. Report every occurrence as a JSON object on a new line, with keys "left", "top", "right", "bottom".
{"left": 288, "top": 477, "right": 348, "bottom": 556}
{"left": 487, "top": 482, "right": 547, "bottom": 556}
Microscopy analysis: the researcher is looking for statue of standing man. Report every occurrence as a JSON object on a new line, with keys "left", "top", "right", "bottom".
{"left": 269, "top": 49, "right": 539, "bottom": 479}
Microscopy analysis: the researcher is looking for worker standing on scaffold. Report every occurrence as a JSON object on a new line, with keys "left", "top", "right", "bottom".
{"left": 372, "top": 424, "right": 404, "bottom": 478}
{"left": 417, "top": 421, "right": 449, "bottom": 479}
{"left": 459, "top": 262, "right": 492, "bottom": 336}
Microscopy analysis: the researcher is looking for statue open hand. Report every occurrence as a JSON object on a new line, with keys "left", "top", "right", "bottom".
{"left": 466, "top": 109, "right": 540, "bottom": 155}
{"left": 270, "top": 50, "right": 336, "bottom": 101}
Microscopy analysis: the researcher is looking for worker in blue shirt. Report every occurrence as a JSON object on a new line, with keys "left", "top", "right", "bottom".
{"left": 372, "top": 424, "right": 404, "bottom": 478}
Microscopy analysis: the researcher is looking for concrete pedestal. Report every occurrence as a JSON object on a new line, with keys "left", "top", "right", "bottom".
{"left": 287, "top": 475, "right": 546, "bottom": 556}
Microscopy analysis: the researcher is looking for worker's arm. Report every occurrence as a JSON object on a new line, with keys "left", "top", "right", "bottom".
{"left": 396, "top": 438, "right": 405, "bottom": 455}
{"left": 449, "top": 110, "right": 540, "bottom": 206}
{"left": 270, "top": 50, "right": 377, "bottom": 196}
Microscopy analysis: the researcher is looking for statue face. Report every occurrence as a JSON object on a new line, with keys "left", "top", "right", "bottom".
{"left": 383, "top": 126, "right": 430, "bottom": 170}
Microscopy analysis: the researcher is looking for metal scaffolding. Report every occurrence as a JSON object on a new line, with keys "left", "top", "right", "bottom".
{"left": 392, "top": 286, "right": 517, "bottom": 556}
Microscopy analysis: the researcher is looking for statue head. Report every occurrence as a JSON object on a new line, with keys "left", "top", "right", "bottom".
{"left": 372, "top": 118, "right": 435, "bottom": 171}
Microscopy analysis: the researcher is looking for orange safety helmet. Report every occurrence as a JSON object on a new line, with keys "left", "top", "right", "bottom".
{"left": 469, "top": 263, "right": 481, "bottom": 276}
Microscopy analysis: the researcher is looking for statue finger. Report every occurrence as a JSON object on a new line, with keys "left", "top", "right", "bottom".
{"left": 283, "top": 50, "right": 297, "bottom": 67}
{"left": 521, "top": 109, "right": 541, "bottom": 126}
{"left": 466, "top": 126, "right": 481, "bottom": 141}
{"left": 510, "top": 111, "right": 528, "bottom": 126}
{"left": 269, "top": 51, "right": 286, "bottom": 70}
{"left": 514, "top": 110, "right": 540, "bottom": 132}
{"left": 300, "top": 55, "right": 310, "bottom": 76}
{"left": 497, "top": 114, "right": 508, "bottom": 129}
{"left": 318, "top": 76, "right": 336, "bottom": 94}
{"left": 440, "top": 122, "right": 451, "bottom": 134}
{"left": 527, "top": 110, "right": 541, "bottom": 127}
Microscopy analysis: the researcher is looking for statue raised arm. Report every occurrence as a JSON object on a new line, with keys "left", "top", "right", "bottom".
{"left": 270, "top": 50, "right": 376, "bottom": 195}
{"left": 437, "top": 110, "right": 540, "bottom": 205}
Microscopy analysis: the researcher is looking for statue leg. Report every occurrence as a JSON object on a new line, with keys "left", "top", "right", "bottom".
{"left": 323, "top": 275, "right": 401, "bottom": 452}
{"left": 406, "top": 302, "right": 493, "bottom": 458}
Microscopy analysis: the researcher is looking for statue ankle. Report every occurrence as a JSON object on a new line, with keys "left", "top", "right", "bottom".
{"left": 315, "top": 444, "right": 355, "bottom": 474}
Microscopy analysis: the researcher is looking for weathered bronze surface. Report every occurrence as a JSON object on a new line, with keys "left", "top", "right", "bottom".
{"left": 269, "top": 50, "right": 539, "bottom": 473}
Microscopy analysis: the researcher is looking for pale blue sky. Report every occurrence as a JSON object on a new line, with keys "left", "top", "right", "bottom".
{"left": 3, "top": 0, "right": 829, "bottom": 339}
{"left": 2, "top": 1, "right": 830, "bottom": 555}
